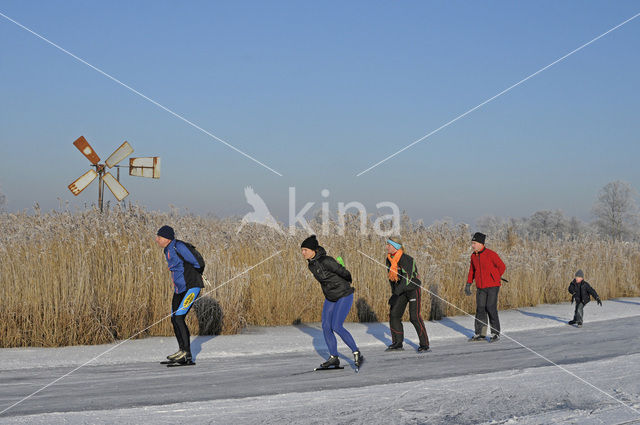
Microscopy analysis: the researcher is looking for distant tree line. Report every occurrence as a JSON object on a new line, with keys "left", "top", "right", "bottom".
{"left": 477, "top": 180, "right": 639, "bottom": 242}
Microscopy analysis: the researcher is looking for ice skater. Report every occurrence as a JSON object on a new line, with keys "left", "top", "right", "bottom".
{"left": 385, "top": 237, "right": 430, "bottom": 352}
{"left": 568, "top": 269, "right": 602, "bottom": 327}
{"left": 155, "top": 225, "right": 204, "bottom": 365}
{"left": 465, "top": 232, "right": 506, "bottom": 342}
{"left": 301, "top": 235, "right": 363, "bottom": 370}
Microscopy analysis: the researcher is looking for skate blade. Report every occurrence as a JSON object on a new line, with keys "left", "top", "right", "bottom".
{"left": 160, "top": 361, "right": 176, "bottom": 364}
{"left": 314, "top": 366, "right": 344, "bottom": 371}
{"left": 167, "top": 361, "right": 195, "bottom": 367}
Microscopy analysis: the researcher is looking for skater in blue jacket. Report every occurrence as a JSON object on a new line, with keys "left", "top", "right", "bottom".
{"left": 156, "top": 225, "right": 203, "bottom": 365}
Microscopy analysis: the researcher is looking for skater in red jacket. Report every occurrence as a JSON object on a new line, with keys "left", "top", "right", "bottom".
{"left": 465, "top": 232, "right": 506, "bottom": 342}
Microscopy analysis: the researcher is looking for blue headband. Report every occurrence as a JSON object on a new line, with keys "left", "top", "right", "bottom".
{"left": 387, "top": 239, "right": 402, "bottom": 250}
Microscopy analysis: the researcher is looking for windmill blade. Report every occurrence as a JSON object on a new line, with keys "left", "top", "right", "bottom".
{"left": 105, "top": 141, "right": 134, "bottom": 168}
{"left": 73, "top": 136, "right": 100, "bottom": 164}
{"left": 68, "top": 169, "right": 98, "bottom": 195}
{"left": 129, "top": 157, "right": 161, "bottom": 179}
{"left": 103, "top": 172, "right": 129, "bottom": 201}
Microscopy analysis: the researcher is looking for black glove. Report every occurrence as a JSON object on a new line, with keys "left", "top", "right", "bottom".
{"left": 388, "top": 294, "right": 398, "bottom": 306}
{"left": 571, "top": 297, "right": 574, "bottom": 305}
{"left": 464, "top": 283, "right": 472, "bottom": 296}
{"left": 597, "top": 298, "right": 602, "bottom": 306}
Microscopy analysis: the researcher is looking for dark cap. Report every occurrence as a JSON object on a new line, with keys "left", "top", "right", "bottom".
{"left": 157, "top": 225, "right": 175, "bottom": 240}
{"left": 301, "top": 235, "right": 319, "bottom": 251}
{"left": 575, "top": 269, "right": 584, "bottom": 278}
{"left": 472, "top": 232, "right": 486, "bottom": 245}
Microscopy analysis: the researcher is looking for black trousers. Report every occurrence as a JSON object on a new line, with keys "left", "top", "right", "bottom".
{"left": 389, "top": 287, "right": 429, "bottom": 347}
{"left": 475, "top": 286, "right": 500, "bottom": 336}
{"left": 171, "top": 290, "right": 199, "bottom": 354}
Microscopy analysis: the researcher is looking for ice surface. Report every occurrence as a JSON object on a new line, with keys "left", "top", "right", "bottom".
{"left": 1, "top": 298, "right": 639, "bottom": 424}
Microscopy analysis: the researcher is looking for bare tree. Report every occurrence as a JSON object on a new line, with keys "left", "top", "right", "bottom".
{"left": 476, "top": 215, "right": 506, "bottom": 239}
{"left": 567, "top": 216, "right": 586, "bottom": 240}
{"left": 527, "top": 210, "right": 567, "bottom": 239}
{"left": 0, "top": 184, "right": 6, "bottom": 212}
{"left": 550, "top": 210, "right": 568, "bottom": 237}
{"left": 592, "top": 180, "right": 638, "bottom": 240}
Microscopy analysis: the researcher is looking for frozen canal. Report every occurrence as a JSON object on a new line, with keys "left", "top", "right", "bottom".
{"left": 1, "top": 299, "right": 640, "bottom": 424}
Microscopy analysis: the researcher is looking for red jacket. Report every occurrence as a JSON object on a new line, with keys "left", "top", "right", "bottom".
{"left": 467, "top": 248, "right": 506, "bottom": 289}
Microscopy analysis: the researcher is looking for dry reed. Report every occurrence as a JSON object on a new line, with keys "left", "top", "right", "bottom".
{"left": 1, "top": 206, "right": 638, "bottom": 348}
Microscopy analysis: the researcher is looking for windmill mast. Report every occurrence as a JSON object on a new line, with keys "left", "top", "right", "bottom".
{"left": 98, "top": 165, "right": 104, "bottom": 212}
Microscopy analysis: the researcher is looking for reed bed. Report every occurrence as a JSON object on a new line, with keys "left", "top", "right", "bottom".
{"left": 1, "top": 206, "right": 638, "bottom": 348}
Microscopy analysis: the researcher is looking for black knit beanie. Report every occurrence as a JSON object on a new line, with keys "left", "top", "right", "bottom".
{"left": 157, "top": 225, "right": 175, "bottom": 240}
{"left": 471, "top": 232, "right": 486, "bottom": 245}
{"left": 301, "top": 235, "right": 319, "bottom": 251}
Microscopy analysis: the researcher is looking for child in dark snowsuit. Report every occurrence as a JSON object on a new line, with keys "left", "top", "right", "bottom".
{"left": 568, "top": 269, "right": 602, "bottom": 327}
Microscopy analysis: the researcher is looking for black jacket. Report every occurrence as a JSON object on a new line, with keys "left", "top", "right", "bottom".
{"left": 568, "top": 280, "right": 599, "bottom": 305}
{"left": 386, "top": 252, "right": 421, "bottom": 296}
{"left": 307, "top": 246, "right": 354, "bottom": 302}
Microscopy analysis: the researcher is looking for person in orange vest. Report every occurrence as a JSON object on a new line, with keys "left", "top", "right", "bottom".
{"left": 465, "top": 232, "right": 506, "bottom": 342}
{"left": 385, "top": 236, "right": 430, "bottom": 352}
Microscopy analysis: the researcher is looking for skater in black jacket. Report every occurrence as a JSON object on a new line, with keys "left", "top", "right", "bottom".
{"left": 385, "top": 237, "right": 429, "bottom": 352}
{"left": 301, "top": 235, "right": 363, "bottom": 370}
{"left": 568, "top": 269, "right": 602, "bottom": 327}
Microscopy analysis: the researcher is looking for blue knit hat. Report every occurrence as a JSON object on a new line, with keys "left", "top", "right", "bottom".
{"left": 157, "top": 225, "right": 175, "bottom": 240}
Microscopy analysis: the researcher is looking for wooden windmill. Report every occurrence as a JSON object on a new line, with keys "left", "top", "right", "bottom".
{"left": 68, "top": 136, "right": 161, "bottom": 211}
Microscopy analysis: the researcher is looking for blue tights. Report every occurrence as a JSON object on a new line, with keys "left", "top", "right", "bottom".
{"left": 321, "top": 293, "right": 359, "bottom": 356}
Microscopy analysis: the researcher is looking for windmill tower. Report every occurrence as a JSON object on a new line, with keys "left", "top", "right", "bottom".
{"left": 68, "top": 136, "right": 161, "bottom": 211}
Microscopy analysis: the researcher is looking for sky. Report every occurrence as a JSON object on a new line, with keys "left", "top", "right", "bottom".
{"left": 0, "top": 1, "right": 639, "bottom": 225}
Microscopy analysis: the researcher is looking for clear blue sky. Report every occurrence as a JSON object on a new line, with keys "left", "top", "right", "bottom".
{"left": 1, "top": 1, "right": 638, "bottom": 224}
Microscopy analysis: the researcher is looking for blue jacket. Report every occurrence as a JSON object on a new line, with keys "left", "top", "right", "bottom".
{"left": 164, "top": 239, "right": 201, "bottom": 294}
